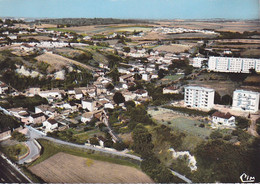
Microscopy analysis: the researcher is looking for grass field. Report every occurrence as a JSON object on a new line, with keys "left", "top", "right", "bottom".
{"left": 0, "top": 143, "right": 29, "bottom": 161}
{"left": 30, "top": 139, "right": 138, "bottom": 168}
{"left": 29, "top": 152, "right": 153, "bottom": 183}
{"left": 159, "top": 117, "right": 212, "bottom": 139}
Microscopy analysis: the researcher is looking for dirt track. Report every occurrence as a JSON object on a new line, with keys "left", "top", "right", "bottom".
{"left": 29, "top": 152, "right": 153, "bottom": 183}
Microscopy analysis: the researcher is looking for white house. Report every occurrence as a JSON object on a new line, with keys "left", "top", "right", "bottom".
{"left": 81, "top": 99, "right": 96, "bottom": 112}
{"left": 142, "top": 73, "right": 150, "bottom": 81}
{"left": 212, "top": 111, "right": 236, "bottom": 128}
{"left": 163, "top": 86, "right": 179, "bottom": 94}
{"left": 43, "top": 119, "right": 58, "bottom": 132}
{"left": 39, "top": 89, "right": 64, "bottom": 100}
{"left": 208, "top": 56, "right": 260, "bottom": 73}
{"left": 184, "top": 86, "right": 215, "bottom": 109}
{"left": 81, "top": 112, "right": 93, "bottom": 123}
{"left": 191, "top": 57, "right": 207, "bottom": 68}
{"left": 135, "top": 89, "right": 148, "bottom": 98}
{"left": 232, "top": 89, "right": 260, "bottom": 112}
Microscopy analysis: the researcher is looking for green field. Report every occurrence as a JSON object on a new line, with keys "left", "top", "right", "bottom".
{"left": 158, "top": 117, "right": 212, "bottom": 139}
{"left": 0, "top": 143, "right": 29, "bottom": 161}
{"left": 30, "top": 139, "right": 139, "bottom": 169}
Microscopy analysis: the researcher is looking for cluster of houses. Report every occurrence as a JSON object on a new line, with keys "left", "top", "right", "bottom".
{"left": 184, "top": 85, "right": 260, "bottom": 128}
{"left": 152, "top": 27, "right": 217, "bottom": 35}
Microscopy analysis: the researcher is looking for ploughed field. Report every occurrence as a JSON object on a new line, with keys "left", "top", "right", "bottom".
{"left": 29, "top": 152, "right": 153, "bottom": 183}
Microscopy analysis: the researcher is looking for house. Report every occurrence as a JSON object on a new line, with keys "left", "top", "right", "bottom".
{"left": 0, "top": 129, "right": 11, "bottom": 141}
{"left": 75, "top": 88, "right": 83, "bottom": 100}
{"left": 122, "top": 91, "right": 137, "bottom": 101}
{"left": 43, "top": 119, "right": 58, "bottom": 132}
{"left": 8, "top": 107, "right": 33, "bottom": 125}
{"left": 142, "top": 73, "right": 150, "bottom": 81}
{"left": 212, "top": 111, "right": 236, "bottom": 128}
{"left": 135, "top": 89, "right": 148, "bottom": 98}
{"left": 0, "top": 82, "right": 8, "bottom": 94}
{"left": 81, "top": 112, "right": 94, "bottom": 123}
{"left": 119, "top": 74, "right": 134, "bottom": 83}
{"left": 28, "top": 87, "right": 41, "bottom": 95}
{"left": 38, "top": 89, "right": 64, "bottom": 100}
{"left": 81, "top": 99, "right": 96, "bottom": 112}
{"left": 31, "top": 112, "right": 47, "bottom": 124}
{"left": 35, "top": 105, "right": 57, "bottom": 118}
{"left": 163, "top": 86, "right": 179, "bottom": 94}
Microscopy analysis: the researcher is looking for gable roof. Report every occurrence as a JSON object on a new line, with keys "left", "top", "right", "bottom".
{"left": 47, "top": 119, "right": 58, "bottom": 125}
{"left": 212, "top": 111, "right": 233, "bottom": 119}
{"left": 31, "top": 112, "right": 46, "bottom": 119}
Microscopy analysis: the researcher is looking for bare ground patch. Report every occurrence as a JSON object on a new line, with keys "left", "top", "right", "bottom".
{"left": 35, "top": 52, "right": 94, "bottom": 72}
{"left": 29, "top": 152, "right": 153, "bottom": 183}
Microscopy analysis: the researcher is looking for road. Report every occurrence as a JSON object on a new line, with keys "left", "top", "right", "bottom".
{"left": 171, "top": 169, "right": 192, "bottom": 183}
{"left": 0, "top": 155, "right": 31, "bottom": 183}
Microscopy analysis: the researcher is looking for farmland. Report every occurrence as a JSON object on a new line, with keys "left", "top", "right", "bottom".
{"left": 29, "top": 152, "right": 153, "bottom": 183}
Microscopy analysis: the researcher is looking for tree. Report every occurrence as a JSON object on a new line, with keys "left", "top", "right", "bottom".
{"left": 113, "top": 142, "right": 127, "bottom": 151}
{"left": 11, "top": 131, "right": 28, "bottom": 142}
{"left": 210, "top": 130, "right": 223, "bottom": 139}
{"left": 113, "top": 92, "right": 125, "bottom": 105}
{"left": 89, "top": 137, "right": 99, "bottom": 146}
{"left": 132, "top": 124, "right": 154, "bottom": 158}
{"left": 221, "top": 94, "right": 232, "bottom": 105}
{"left": 214, "top": 92, "right": 221, "bottom": 104}
{"left": 105, "top": 83, "right": 114, "bottom": 91}
{"left": 236, "top": 116, "right": 250, "bottom": 129}
{"left": 158, "top": 69, "right": 167, "bottom": 79}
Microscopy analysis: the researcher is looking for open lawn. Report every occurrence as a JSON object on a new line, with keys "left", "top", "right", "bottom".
{"left": 149, "top": 107, "right": 212, "bottom": 139}
{"left": 29, "top": 152, "right": 153, "bottom": 183}
{"left": 159, "top": 117, "right": 212, "bottom": 138}
{"left": 0, "top": 143, "right": 29, "bottom": 161}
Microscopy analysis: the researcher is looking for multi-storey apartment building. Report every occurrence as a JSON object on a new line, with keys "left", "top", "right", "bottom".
{"left": 208, "top": 57, "right": 260, "bottom": 73}
{"left": 232, "top": 89, "right": 260, "bottom": 112}
{"left": 184, "top": 86, "right": 215, "bottom": 109}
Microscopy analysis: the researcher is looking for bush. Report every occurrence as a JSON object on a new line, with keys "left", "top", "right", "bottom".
{"left": 210, "top": 130, "right": 223, "bottom": 139}
{"left": 113, "top": 142, "right": 127, "bottom": 151}
{"left": 11, "top": 131, "right": 28, "bottom": 142}
{"left": 236, "top": 116, "right": 250, "bottom": 129}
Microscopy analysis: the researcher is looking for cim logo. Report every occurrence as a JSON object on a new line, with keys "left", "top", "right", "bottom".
{"left": 240, "top": 173, "right": 255, "bottom": 183}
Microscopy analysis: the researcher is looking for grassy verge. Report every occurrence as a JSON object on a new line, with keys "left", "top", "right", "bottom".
{"left": 20, "top": 166, "right": 45, "bottom": 183}
{"left": 29, "top": 139, "right": 139, "bottom": 169}
{"left": 0, "top": 143, "right": 29, "bottom": 161}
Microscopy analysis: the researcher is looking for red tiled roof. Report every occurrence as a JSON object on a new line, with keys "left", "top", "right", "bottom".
{"left": 212, "top": 111, "right": 233, "bottom": 119}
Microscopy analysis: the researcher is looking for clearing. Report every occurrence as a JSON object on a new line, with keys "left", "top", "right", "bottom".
{"left": 35, "top": 52, "right": 94, "bottom": 72}
{"left": 154, "top": 44, "right": 191, "bottom": 53}
{"left": 29, "top": 152, "right": 153, "bottom": 183}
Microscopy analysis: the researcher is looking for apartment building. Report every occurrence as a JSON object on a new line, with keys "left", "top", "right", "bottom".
{"left": 191, "top": 57, "right": 207, "bottom": 68}
{"left": 184, "top": 86, "right": 215, "bottom": 109}
{"left": 232, "top": 89, "right": 260, "bottom": 112}
{"left": 208, "top": 57, "right": 260, "bottom": 73}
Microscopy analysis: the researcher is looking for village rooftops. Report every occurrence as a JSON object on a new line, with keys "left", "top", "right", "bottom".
{"left": 31, "top": 112, "right": 46, "bottom": 119}
{"left": 212, "top": 111, "right": 233, "bottom": 119}
{"left": 47, "top": 119, "right": 58, "bottom": 125}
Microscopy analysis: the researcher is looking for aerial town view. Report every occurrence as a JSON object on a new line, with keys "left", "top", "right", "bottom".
{"left": 0, "top": 0, "right": 259, "bottom": 183}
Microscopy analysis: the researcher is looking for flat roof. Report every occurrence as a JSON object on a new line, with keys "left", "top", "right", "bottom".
{"left": 185, "top": 86, "right": 214, "bottom": 92}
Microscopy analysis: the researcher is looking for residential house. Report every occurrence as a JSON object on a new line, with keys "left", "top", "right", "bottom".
{"left": 81, "top": 112, "right": 94, "bottom": 123}
{"left": 43, "top": 119, "right": 58, "bottom": 132}
{"left": 163, "top": 86, "right": 179, "bottom": 94}
{"left": 119, "top": 74, "right": 134, "bottom": 83}
{"left": 135, "top": 89, "right": 148, "bottom": 98}
{"left": 31, "top": 112, "right": 47, "bottom": 124}
{"left": 212, "top": 111, "right": 236, "bottom": 128}
{"left": 81, "top": 99, "right": 96, "bottom": 112}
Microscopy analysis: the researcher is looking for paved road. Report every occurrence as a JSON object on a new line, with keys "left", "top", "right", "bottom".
{"left": 26, "top": 126, "right": 142, "bottom": 161}
{"left": 171, "top": 169, "right": 192, "bottom": 183}
{"left": 0, "top": 155, "right": 31, "bottom": 183}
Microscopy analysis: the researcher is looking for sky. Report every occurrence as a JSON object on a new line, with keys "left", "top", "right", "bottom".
{"left": 0, "top": 0, "right": 259, "bottom": 20}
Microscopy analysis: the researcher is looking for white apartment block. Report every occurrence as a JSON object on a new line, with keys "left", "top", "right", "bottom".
{"left": 232, "top": 89, "right": 260, "bottom": 112}
{"left": 208, "top": 57, "right": 260, "bottom": 73}
{"left": 184, "top": 86, "right": 215, "bottom": 109}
